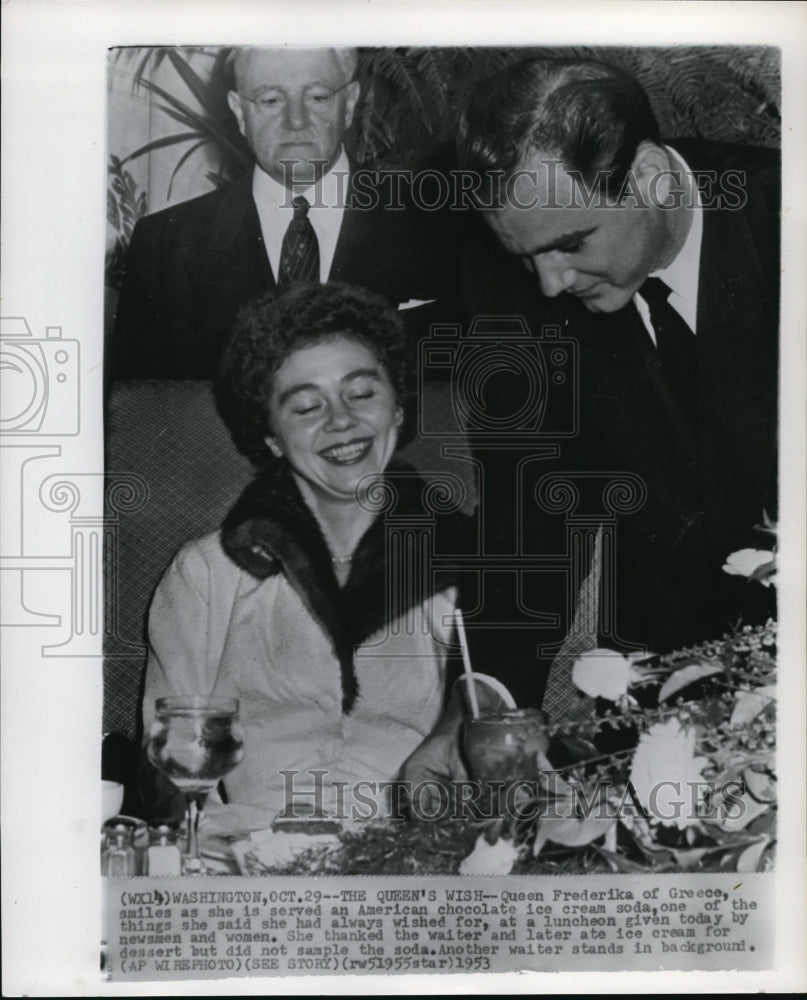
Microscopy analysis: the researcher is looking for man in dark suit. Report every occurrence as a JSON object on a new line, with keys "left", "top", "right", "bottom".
{"left": 401, "top": 54, "right": 778, "bottom": 792}
{"left": 458, "top": 56, "right": 778, "bottom": 699}
{"left": 109, "top": 46, "right": 457, "bottom": 380}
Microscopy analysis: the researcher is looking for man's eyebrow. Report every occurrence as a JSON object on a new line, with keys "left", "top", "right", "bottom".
{"left": 253, "top": 79, "right": 338, "bottom": 94}
{"left": 526, "top": 226, "right": 597, "bottom": 256}
{"left": 276, "top": 368, "right": 381, "bottom": 406}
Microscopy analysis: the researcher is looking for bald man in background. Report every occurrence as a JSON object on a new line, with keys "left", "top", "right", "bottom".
{"left": 109, "top": 46, "right": 459, "bottom": 380}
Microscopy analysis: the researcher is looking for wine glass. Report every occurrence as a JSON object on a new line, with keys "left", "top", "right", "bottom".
{"left": 147, "top": 695, "right": 245, "bottom": 874}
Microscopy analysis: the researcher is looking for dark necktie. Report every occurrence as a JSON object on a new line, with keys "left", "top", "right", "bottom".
{"left": 278, "top": 195, "right": 320, "bottom": 287}
{"left": 640, "top": 276, "right": 698, "bottom": 426}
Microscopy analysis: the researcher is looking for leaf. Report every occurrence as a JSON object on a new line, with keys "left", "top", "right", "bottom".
{"left": 135, "top": 78, "right": 250, "bottom": 164}
{"left": 594, "top": 848, "right": 652, "bottom": 873}
{"left": 130, "top": 47, "right": 169, "bottom": 91}
{"left": 700, "top": 695, "right": 729, "bottom": 728}
{"left": 205, "top": 171, "right": 231, "bottom": 190}
{"left": 658, "top": 662, "right": 724, "bottom": 702}
{"left": 743, "top": 767, "right": 776, "bottom": 803}
{"left": 107, "top": 191, "right": 121, "bottom": 230}
{"left": 366, "top": 49, "right": 430, "bottom": 125}
{"left": 730, "top": 686, "right": 776, "bottom": 726}
{"left": 166, "top": 48, "right": 221, "bottom": 116}
{"left": 167, "top": 140, "right": 208, "bottom": 199}
{"left": 121, "top": 131, "right": 202, "bottom": 164}
{"left": 756, "top": 509, "right": 778, "bottom": 536}
{"left": 617, "top": 818, "right": 678, "bottom": 864}
{"left": 156, "top": 103, "right": 217, "bottom": 132}
{"left": 667, "top": 847, "right": 715, "bottom": 871}
{"left": 748, "top": 559, "right": 777, "bottom": 586}
{"left": 533, "top": 816, "right": 615, "bottom": 856}
{"left": 410, "top": 48, "right": 449, "bottom": 117}
{"left": 736, "top": 836, "right": 770, "bottom": 873}
{"left": 549, "top": 732, "right": 600, "bottom": 766}
{"left": 705, "top": 790, "right": 770, "bottom": 833}
{"left": 744, "top": 809, "right": 776, "bottom": 838}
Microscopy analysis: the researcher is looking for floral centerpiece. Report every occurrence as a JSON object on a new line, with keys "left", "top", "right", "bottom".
{"left": 239, "top": 619, "right": 776, "bottom": 878}
{"left": 518, "top": 617, "right": 777, "bottom": 875}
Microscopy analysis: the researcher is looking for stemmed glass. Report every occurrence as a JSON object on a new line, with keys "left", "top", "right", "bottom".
{"left": 147, "top": 695, "right": 245, "bottom": 873}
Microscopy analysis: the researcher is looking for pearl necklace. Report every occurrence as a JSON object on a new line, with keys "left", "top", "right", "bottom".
{"left": 331, "top": 554, "right": 353, "bottom": 565}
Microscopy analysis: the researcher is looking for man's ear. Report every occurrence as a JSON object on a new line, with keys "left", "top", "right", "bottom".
{"left": 342, "top": 80, "right": 361, "bottom": 130}
{"left": 227, "top": 90, "right": 247, "bottom": 138}
{"left": 631, "top": 141, "right": 674, "bottom": 203}
{"left": 264, "top": 435, "right": 283, "bottom": 459}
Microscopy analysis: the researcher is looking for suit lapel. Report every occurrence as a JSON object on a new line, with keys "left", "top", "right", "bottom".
{"left": 329, "top": 168, "right": 421, "bottom": 296}
{"left": 330, "top": 169, "right": 363, "bottom": 280}
{"left": 199, "top": 174, "right": 275, "bottom": 308}
{"left": 576, "top": 301, "right": 701, "bottom": 521}
{"left": 329, "top": 168, "right": 394, "bottom": 286}
{"left": 694, "top": 194, "right": 778, "bottom": 552}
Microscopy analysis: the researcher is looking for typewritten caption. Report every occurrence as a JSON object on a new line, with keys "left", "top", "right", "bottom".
{"left": 104, "top": 873, "right": 771, "bottom": 979}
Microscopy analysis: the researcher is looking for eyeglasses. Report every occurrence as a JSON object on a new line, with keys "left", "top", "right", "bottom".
{"left": 237, "top": 82, "right": 352, "bottom": 117}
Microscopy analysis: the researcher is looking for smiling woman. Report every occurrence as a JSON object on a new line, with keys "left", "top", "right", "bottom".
{"left": 265, "top": 336, "right": 403, "bottom": 522}
{"left": 139, "top": 283, "right": 473, "bottom": 831}
{"left": 220, "top": 283, "right": 408, "bottom": 569}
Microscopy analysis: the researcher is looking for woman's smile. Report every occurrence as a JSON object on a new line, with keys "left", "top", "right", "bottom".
{"left": 318, "top": 437, "right": 374, "bottom": 465}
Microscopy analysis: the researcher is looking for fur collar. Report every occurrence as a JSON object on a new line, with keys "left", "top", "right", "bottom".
{"left": 221, "top": 460, "right": 470, "bottom": 713}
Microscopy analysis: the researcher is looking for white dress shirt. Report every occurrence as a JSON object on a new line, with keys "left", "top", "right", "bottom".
{"left": 252, "top": 146, "right": 350, "bottom": 283}
{"left": 634, "top": 147, "right": 704, "bottom": 344}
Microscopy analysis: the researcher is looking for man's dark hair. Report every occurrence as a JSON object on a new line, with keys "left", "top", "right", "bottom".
{"left": 217, "top": 281, "right": 410, "bottom": 467}
{"left": 458, "top": 56, "right": 661, "bottom": 197}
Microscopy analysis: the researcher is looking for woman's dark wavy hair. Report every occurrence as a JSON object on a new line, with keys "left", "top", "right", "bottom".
{"left": 217, "top": 281, "right": 411, "bottom": 467}
{"left": 458, "top": 56, "right": 661, "bottom": 199}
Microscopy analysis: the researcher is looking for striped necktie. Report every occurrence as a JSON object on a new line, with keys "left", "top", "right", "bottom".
{"left": 278, "top": 195, "right": 320, "bottom": 287}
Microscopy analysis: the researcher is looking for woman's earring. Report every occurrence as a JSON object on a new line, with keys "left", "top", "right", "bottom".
{"left": 264, "top": 435, "right": 283, "bottom": 459}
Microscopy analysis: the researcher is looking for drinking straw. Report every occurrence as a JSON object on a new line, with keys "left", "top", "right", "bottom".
{"left": 454, "top": 607, "right": 479, "bottom": 719}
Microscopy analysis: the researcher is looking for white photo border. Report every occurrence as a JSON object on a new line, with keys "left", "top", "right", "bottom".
{"left": 2, "top": 0, "right": 805, "bottom": 995}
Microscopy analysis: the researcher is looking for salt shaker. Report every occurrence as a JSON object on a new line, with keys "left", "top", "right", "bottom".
{"left": 147, "top": 822, "right": 182, "bottom": 876}
{"left": 101, "top": 817, "right": 138, "bottom": 876}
